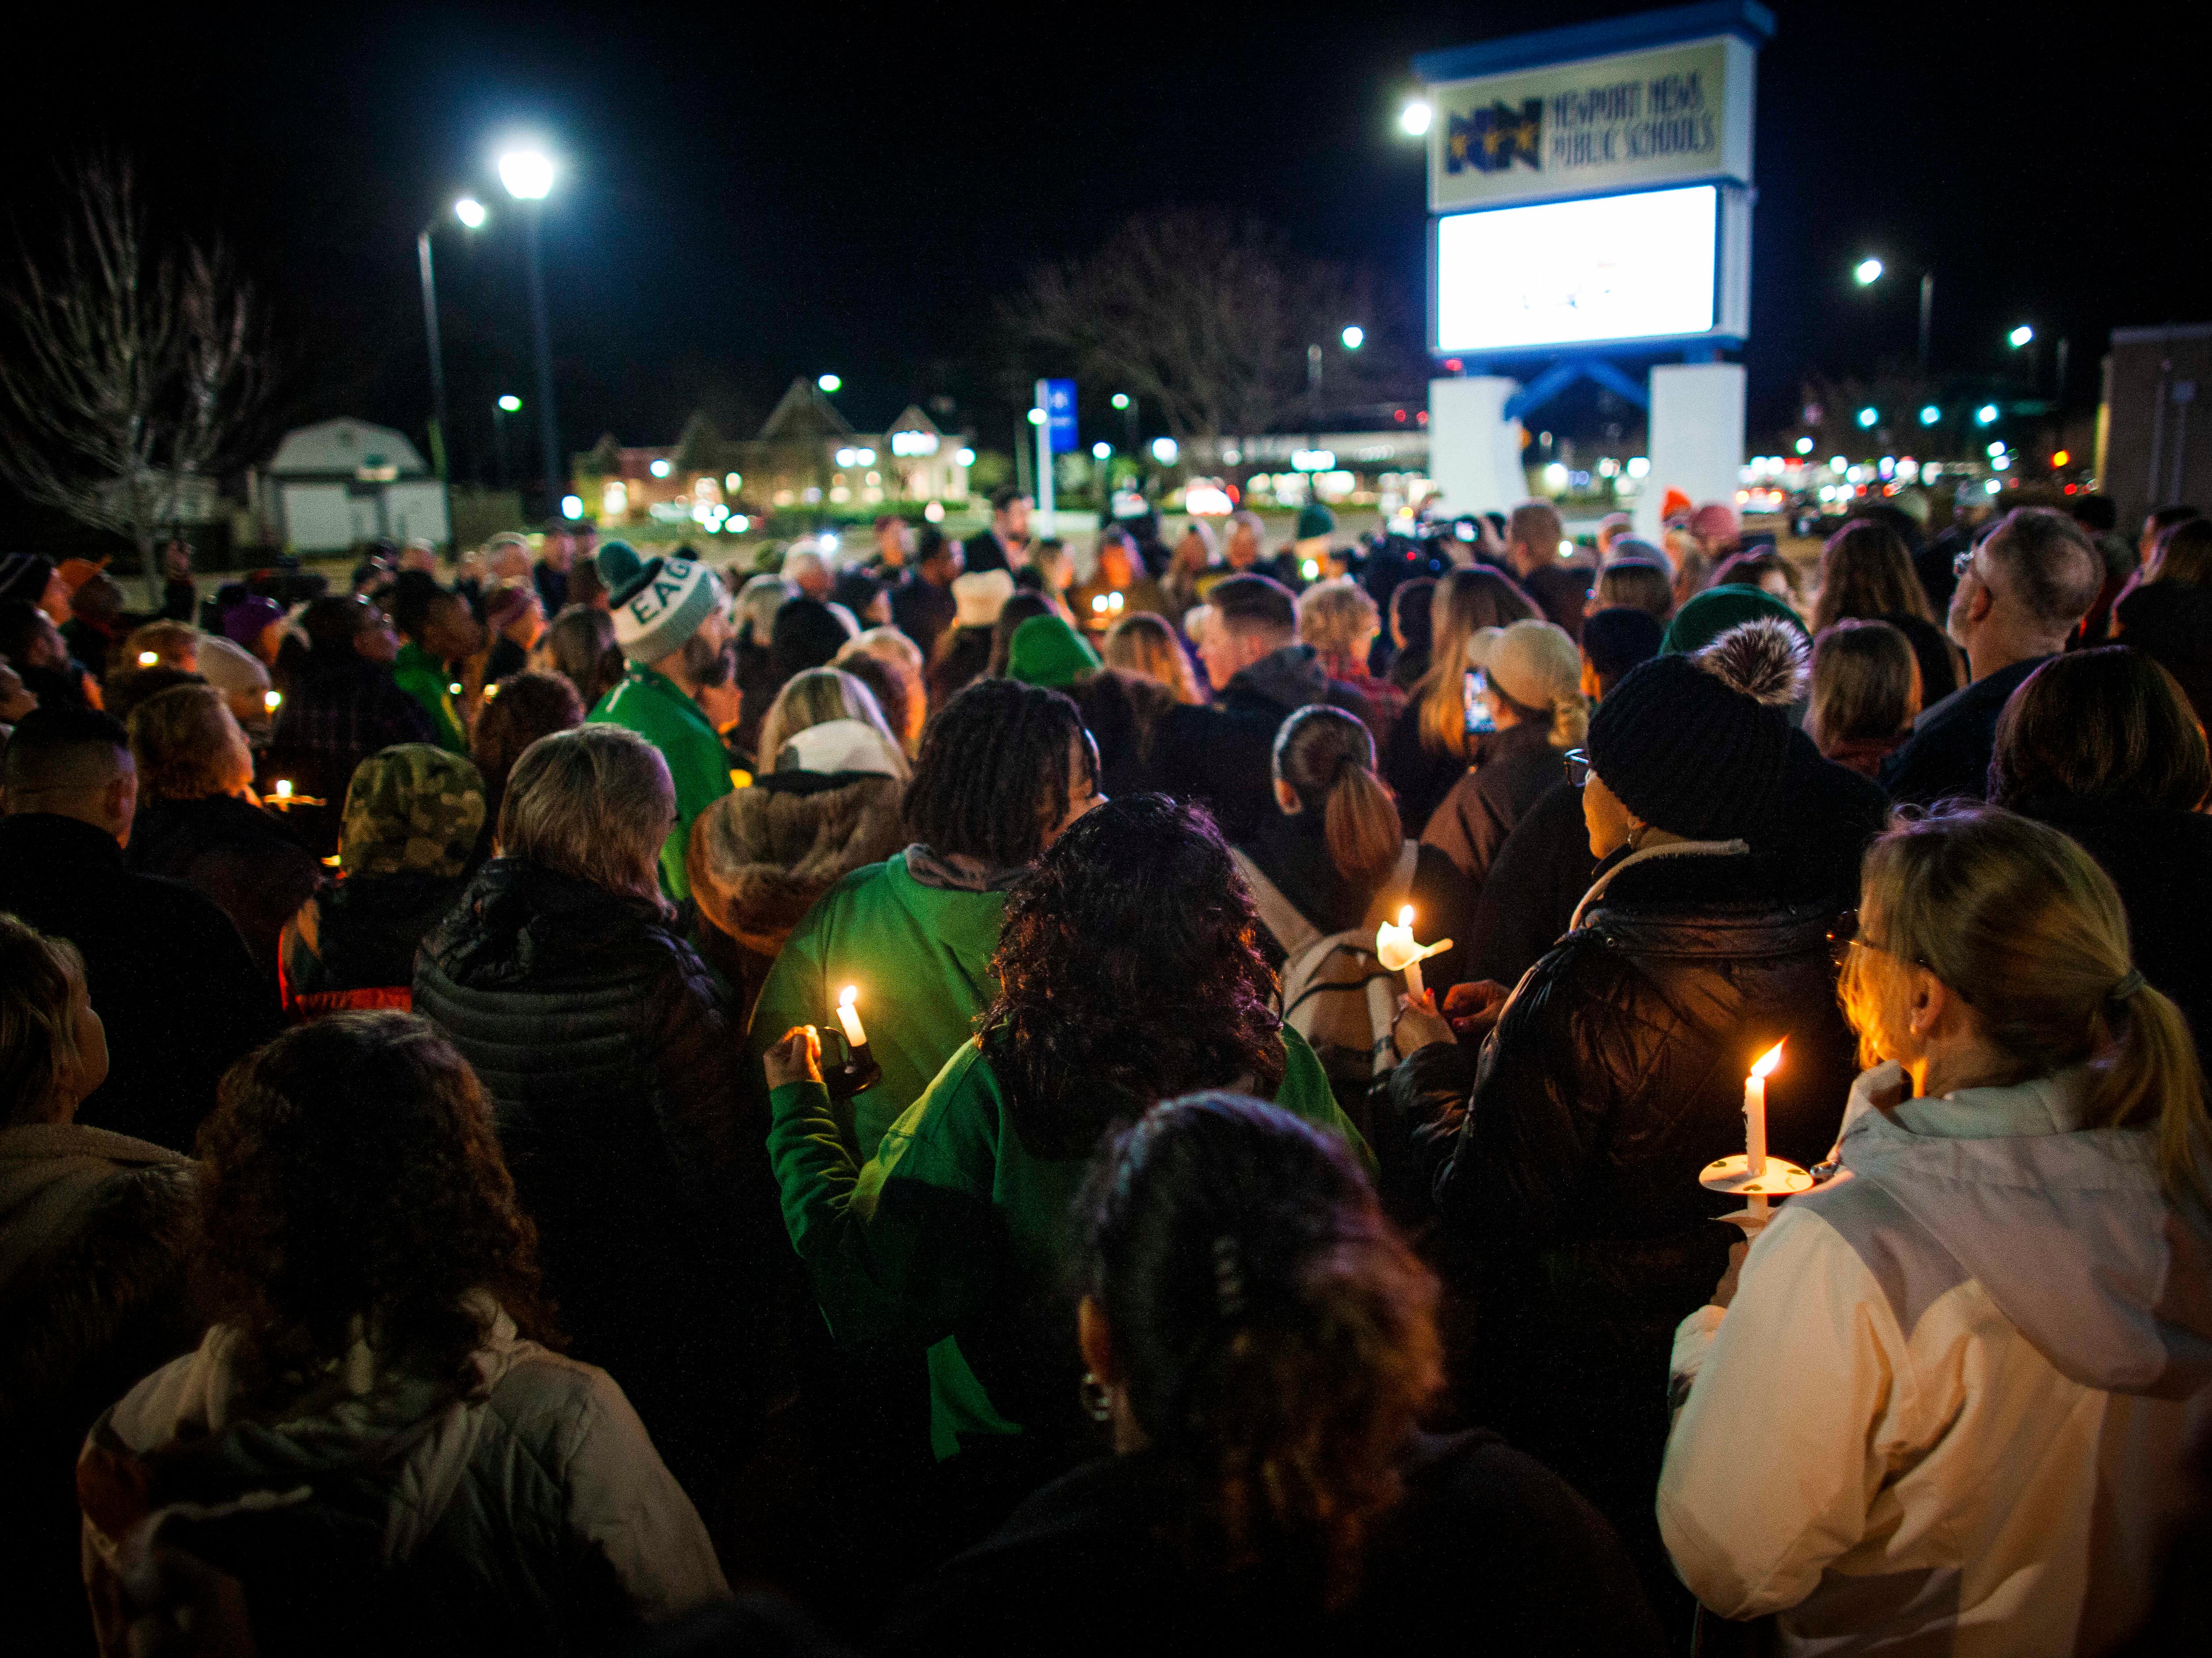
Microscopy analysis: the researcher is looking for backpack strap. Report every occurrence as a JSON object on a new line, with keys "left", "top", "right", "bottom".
{"left": 1231, "top": 848, "right": 1322, "bottom": 957}
{"left": 1362, "top": 840, "right": 1424, "bottom": 930}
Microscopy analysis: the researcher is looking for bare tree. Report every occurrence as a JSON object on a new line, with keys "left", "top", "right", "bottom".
{"left": 1002, "top": 209, "right": 1415, "bottom": 448}
{"left": 0, "top": 160, "right": 263, "bottom": 594}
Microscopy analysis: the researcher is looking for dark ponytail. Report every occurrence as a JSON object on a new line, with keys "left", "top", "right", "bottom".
{"left": 1077, "top": 1094, "right": 1441, "bottom": 1608}
{"left": 1274, "top": 705, "right": 1402, "bottom": 897}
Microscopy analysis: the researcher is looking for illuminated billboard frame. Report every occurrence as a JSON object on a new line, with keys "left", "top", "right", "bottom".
{"left": 1428, "top": 181, "right": 1750, "bottom": 358}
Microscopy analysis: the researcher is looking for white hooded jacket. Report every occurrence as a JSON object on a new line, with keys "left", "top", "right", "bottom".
{"left": 1659, "top": 1061, "right": 2212, "bottom": 1656}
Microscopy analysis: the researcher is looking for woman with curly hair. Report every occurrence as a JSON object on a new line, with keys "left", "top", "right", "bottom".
{"left": 883, "top": 1094, "right": 1660, "bottom": 1655}
{"left": 763, "top": 796, "right": 1364, "bottom": 1507}
{"left": 76, "top": 1013, "right": 726, "bottom": 1654}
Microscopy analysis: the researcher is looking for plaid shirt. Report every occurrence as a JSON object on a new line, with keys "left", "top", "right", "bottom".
{"left": 264, "top": 662, "right": 437, "bottom": 804}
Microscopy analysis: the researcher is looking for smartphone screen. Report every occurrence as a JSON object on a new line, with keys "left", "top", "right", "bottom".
{"left": 1465, "top": 668, "right": 1495, "bottom": 733}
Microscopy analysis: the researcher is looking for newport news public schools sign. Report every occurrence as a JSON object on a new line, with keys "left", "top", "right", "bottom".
{"left": 1429, "top": 34, "right": 1755, "bottom": 214}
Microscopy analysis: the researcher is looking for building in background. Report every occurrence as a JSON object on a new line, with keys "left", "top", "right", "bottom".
{"left": 2100, "top": 324, "right": 2211, "bottom": 530}
{"left": 262, "top": 419, "right": 449, "bottom": 551}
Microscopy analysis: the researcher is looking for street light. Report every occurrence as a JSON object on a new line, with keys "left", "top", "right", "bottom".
{"left": 491, "top": 395, "right": 522, "bottom": 487}
{"left": 1399, "top": 100, "right": 1432, "bottom": 137}
{"left": 416, "top": 194, "right": 489, "bottom": 550}
{"left": 1852, "top": 256, "right": 1936, "bottom": 369}
{"left": 499, "top": 146, "right": 562, "bottom": 525}
{"left": 1976, "top": 404, "right": 2000, "bottom": 426}
{"left": 497, "top": 393, "right": 522, "bottom": 412}
{"left": 1341, "top": 325, "right": 1365, "bottom": 351}
{"left": 1091, "top": 441, "right": 1112, "bottom": 460}
{"left": 2009, "top": 324, "right": 2035, "bottom": 349}
{"left": 817, "top": 373, "right": 842, "bottom": 393}
{"left": 1110, "top": 393, "right": 1130, "bottom": 410}
{"left": 1854, "top": 257, "right": 1884, "bottom": 285}
{"left": 1919, "top": 405, "right": 1941, "bottom": 425}
{"left": 1857, "top": 407, "right": 1879, "bottom": 428}
{"left": 1794, "top": 436, "right": 1814, "bottom": 455}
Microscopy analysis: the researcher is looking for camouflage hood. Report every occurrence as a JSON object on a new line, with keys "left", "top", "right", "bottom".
{"left": 341, "top": 744, "right": 486, "bottom": 878}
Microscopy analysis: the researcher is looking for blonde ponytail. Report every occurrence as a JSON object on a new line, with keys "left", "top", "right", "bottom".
{"left": 2098, "top": 981, "right": 2212, "bottom": 1209}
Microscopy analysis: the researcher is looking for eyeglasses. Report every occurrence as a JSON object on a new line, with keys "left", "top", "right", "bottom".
{"left": 1952, "top": 545, "right": 1981, "bottom": 582}
{"left": 1565, "top": 748, "right": 1592, "bottom": 789}
{"left": 1828, "top": 908, "right": 1969, "bottom": 999}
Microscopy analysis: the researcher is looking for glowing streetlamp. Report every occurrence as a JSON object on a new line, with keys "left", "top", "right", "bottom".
{"left": 1853, "top": 257, "right": 1884, "bottom": 285}
{"left": 817, "top": 373, "right": 842, "bottom": 394}
{"left": 1399, "top": 100, "right": 1433, "bottom": 137}
{"left": 2009, "top": 324, "right": 2035, "bottom": 349}
{"left": 1341, "top": 325, "right": 1365, "bottom": 350}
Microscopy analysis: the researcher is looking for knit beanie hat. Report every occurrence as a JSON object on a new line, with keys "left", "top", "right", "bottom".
{"left": 1007, "top": 614, "right": 1101, "bottom": 690}
{"left": 1295, "top": 503, "right": 1336, "bottom": 542}
{"left": 952, "top": 569, "right": 1015, "bottom": 629}
{"left": 1484, "top": 619, "right": 1581, "bottom": 712}
{"left": 1580, "top": 606, "right": 1665, "bottom": 683}
{"left": 1662, "top": 583, "right": 1807, "bottom": 657}
{"left": 1607, "top": 535, "right": 1674, "bottom": 576}
{"left": 770, "top": 597, "right": 854, "bottom": 684}
{"left": 1586, "top": 617, "right": 1809, "bottom": 841}
{"left": 340, "top": 744, "right": 486, "bottom": 878}
{"left": 221, "top": 596, "right": 285, "bottom": 650}
{"left": 598, "top": 540, "right": 724, "bottom": 663}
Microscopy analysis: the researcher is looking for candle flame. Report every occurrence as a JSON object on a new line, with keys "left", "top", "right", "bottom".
{"left": 275, "top": 779, "right": 292, "bottom": 798}
{"left": 138, "top": 651, "right": 159, "bottom": 666}
{"left": 1397, "top": 904, "right": 1414, "bottom": 928}
{"left": 1751, "top": 1040, "right": 1785, "bottom": 1079}
{"left": 839, "top": 985, "right": 858, "bottom": 1009}
{"left": 263, "top": 690, "right": 282, "bottom": 711}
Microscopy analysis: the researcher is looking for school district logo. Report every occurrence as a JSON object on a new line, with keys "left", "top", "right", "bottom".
{"left": 1447, "top": 99, "right": 1544, "bottom": 175}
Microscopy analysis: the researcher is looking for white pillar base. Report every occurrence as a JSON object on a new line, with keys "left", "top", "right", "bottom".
{"left": 1637, "top": 364, "right": 1746, "bottom": 539}
{"left": 1427, "top": 377, "right": 1527, "bottom": 519}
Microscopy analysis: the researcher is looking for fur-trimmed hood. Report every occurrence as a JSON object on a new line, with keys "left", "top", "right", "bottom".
{"left": 687, "top": 771, "right": 907, "bottom": 953}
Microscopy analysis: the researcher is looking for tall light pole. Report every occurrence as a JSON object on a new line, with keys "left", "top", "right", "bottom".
{"left": 1853, "top": 256, "right": 1935, "bottom": 371}
{"left": 418, "top": 195, "right": 484, "bottom": 551}
{"left": 498, "top": 148, "right": 562, "bottom": 524}
{"left": 492, "top": 394, "right": 521, "bottom": 488}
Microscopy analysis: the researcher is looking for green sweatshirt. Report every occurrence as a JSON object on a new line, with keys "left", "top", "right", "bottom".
{"left": 391, "top": 641, "right": 467, "bottom": 753}
{"left": 589, "top": 665, "right": 733, "bottom": 901}
{"left": 768, "top": 1026, "right": 1366, "bottom": 1460}
{"left": 746, "top": 852, "right": 1007, "bottom": 1162}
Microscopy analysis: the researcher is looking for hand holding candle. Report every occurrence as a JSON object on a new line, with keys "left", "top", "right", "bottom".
{"left": 1699, "top": 1038, "right": 1811, "bottom": 1236}
{"left": 1375, "top": 905, "right": 1453, "bottom": 1005}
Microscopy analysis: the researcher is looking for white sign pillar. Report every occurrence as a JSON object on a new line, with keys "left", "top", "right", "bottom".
{"left": 1428, "top": 376, "right": 1527, "bottom": 517}
{"left": 1637, "top": 363, "right": 1745, "bottom": 539}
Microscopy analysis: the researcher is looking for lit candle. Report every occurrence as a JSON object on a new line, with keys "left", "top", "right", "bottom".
{"left": 1375, "top": 904, "right": 1452, "bottom": 1006}
{"left": 275, "top": 779, "right": 293, "bottom": 800}
{"left": 1745, "top": 1041, "right": 1784, "bottom": 1179}
{"left": 263, "top": 690, "right": 283, "bottom": 712}
{"left": 138, "top": 650, "right": 159, "bottom": 667}
{"left": 836, "top": 984, "right": 868, "bottom": 1049}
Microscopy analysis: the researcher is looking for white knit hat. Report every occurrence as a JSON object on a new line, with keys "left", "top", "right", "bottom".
{"left": 1484, "top": 618, "right": 1582, "bottom": 711}
{"left": 952, "top": 569, "right": 1014, "bottom": 629}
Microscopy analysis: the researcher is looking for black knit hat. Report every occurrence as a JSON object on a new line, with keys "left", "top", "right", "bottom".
{"left": 1586, "top": 617, "right": 1807, "bottom": 841}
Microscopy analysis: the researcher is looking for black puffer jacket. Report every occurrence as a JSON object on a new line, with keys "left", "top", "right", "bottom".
{"left": 413, "top": 858, "right": 785, "bottom": 1495}
{"left": 1388, "top": 841, "right": 1855, "bottom": 1600}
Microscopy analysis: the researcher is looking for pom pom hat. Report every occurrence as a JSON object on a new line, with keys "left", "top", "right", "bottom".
{"left": 597, "top": 540, "right": 725, "bottom": 664}
{"left": 1586, "top": 617, "right": 1808, "bottom": 843}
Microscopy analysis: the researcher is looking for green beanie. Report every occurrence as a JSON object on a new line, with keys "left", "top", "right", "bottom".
{"left": 1295, "top": 503, "right": 1336, "bottom": 542}
{"left": 1661, "top": 583, "right": 1807, "bottom": 656}
{"left": 1007, "top": 614, "right": 1101, "bottom": 690}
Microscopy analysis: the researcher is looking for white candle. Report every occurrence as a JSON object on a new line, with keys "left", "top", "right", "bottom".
{"left": 1375, "top": 905, "right": 1441, "bottom": 1005}
{"left": 275, "top": 779, "right": 293, "bottom": 800}
{"left": 836, "top": 985, "right": 868, "bottom": 1049}
{"left": 1745, "top": 1041, "right": 1784, "bottom": 1178}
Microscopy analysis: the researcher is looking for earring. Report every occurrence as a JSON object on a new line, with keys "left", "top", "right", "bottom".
{"left": 1079, "top": 1370, "right": 1114, "bottom": 1422}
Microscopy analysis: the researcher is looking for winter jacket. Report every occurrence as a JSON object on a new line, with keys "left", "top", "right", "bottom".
{"left": 1881, "top": 654, "right": 2050, "bottom": 808}
{"left": 589, "top": 665, "right": 735, "bottom": 901}
{"left": 124, "top": 792, "right": 326, "bottom": 983}
{"left": 391, "top": 640, "right": 468, "bottom": 753}
{"left": 880, "top": 1430, "right": 1664, "bottom": 1657}
{"left": 889, "top": 575, "right": 958, "bottom": 669}
{"left": 746, "top": 850, "right": 1008, "bottom": 1164}
{"left": 77, "top": 1305, "right": 728, "bottom": 1658}
{"left": 768, "top": 1030, "right": 1363, "bottom": 1465}
{"left": 2114, "top": 580, "right": 2212, "bottom": 731}
{"left": 1380, "top": 697, "right": 1472, "bottom": 841}
{"left": 279, "top": 870, "right": 471, "bottom": 1017}
{"left": 1391, "top": 839, "right": 1856, "bottom": 1588}
{"left": 2014, "top": 796, "right": 2212, "bottom": 1065}
{"left": 0, "top": 814, "right": 279, "bottom": 1152}
{"left": 1061, "top": 669, "right": 1175, "bottom": 799}
{"left": 1, "top": 1124, "right": 199, "bottom": 1656}
{"left": 1153, "top": 645, "right": 1375, "bottom": 844}
{"left": 413, "top": 859, "right": 782, "bottom": 1491}
{"left": 1419, "top": 720, "right": 1567, "bottom": 895}
{"left": 688, "top": 755, "right": 907, "bottom": 1014}
{"left": 1660, "top": 1062, "right": 2212, "bottom": 1655}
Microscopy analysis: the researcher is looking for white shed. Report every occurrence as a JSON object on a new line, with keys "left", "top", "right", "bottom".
{"left": 265, "top": 418, "right": 449, "bottom": 552}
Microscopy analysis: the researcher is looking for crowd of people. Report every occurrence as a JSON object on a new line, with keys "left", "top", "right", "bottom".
{"left": 2, "top": 485, "right": 2210, "bottom": 1656}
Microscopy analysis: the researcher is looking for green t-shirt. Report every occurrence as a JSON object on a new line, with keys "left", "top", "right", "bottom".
{"left": 391, "top": 641, "right": 467, "bottom": 754}
{"left": 589, "top": 665, "right": 733, "bottom": 901}
{"left": 767, "top": 1025, "right": 1367, "bottom": 1460}
{"left": 746, "top": 852, "right": 1007, "bottom": 1162}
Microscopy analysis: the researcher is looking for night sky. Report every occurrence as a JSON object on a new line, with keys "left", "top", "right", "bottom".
{"left": 12, "top": 2, "right": 2205, "bottom": 475}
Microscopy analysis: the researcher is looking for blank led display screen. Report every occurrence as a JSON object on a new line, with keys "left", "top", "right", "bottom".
{"left": 1434, "top": 185, "right": 1718, "bottom": 352}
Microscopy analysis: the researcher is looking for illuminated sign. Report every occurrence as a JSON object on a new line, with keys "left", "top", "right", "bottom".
{"left": 1426, "top": 33, "right": 1756, "bottom": 213}
{"left": 1432, "top": 184, "right": 1748, "bottom": 354}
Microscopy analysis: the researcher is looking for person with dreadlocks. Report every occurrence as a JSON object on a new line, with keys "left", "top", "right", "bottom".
{"left": 763, "top": 795, "right": 1368, "bottom": 1535}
